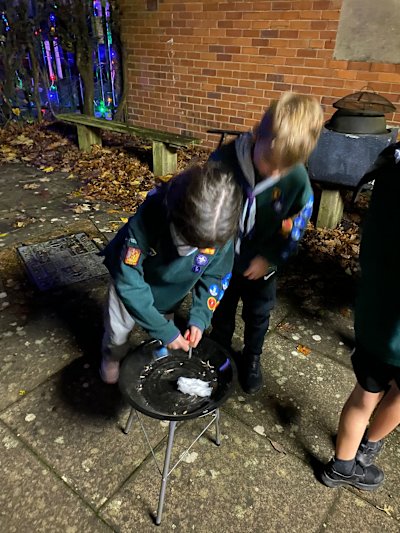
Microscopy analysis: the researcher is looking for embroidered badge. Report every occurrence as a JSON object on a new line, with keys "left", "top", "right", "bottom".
{"left": 199, "top": 248, "right": 216, "bottom": 255}
{"left": 124, "top": 247, "right": 141, "bottom": 266}
{"left": 291, "top": 227, "right": 301, "bottom": 241}
{"left": 209, "top": 284, "right": 219, "bottom": 297}
{"left": 195, "top": 253, "right": 209, "bottom": 267}
{"left": 294, "top": 216, "right": 306, "bottom": 229}
{"left": 207, "top": 297, "right": 217, "bottom": 311}
{"left": 192, "top": 265, "right": 201, "bottom": 274}
{"left": 302, "top": 206, "right": 312, "bottom": 220}
{"left": 272, "top": 188, "right": 283, "bottom": 213}
{"left": 221, "top": 273, "right": 232, "bottom": 290}
{"left": 272, "top": 187, "right": 281, "bottom": 200}
{"left": 281, "top": 218, "right": 293, "bottom": 235}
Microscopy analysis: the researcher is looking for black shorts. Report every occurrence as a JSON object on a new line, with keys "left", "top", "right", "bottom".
{"left": 352, "top": 346, "right": 400, "bottom": 393}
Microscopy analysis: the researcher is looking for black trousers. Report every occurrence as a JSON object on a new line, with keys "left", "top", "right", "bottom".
{"left": 211, "top": 271, "right": 277, "bottom": 357}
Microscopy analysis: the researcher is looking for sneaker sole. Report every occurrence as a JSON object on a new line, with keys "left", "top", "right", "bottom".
{"left": 320, "top": 471, "right": 383, "bottom": 491}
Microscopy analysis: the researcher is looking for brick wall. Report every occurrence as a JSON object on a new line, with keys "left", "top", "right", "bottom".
{"left": 120, "top": 0, "right": 400, "bottom": 148}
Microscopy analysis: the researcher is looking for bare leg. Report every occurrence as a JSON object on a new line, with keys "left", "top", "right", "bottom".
{"left": 335, "top": 383, "right": 383, "bottom": 460}
{"left": 367, "top": 381, "right": 400, "bottom": 442}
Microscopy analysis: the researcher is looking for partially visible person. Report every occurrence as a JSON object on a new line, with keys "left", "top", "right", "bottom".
{"left": 209, "top": 92, "right": 324, "bottom": 393}
{"left": 321, "top": 142, "right": 400, "bottom": 490}
{"left": 99, "top": 162, "right": 242, "bottom": 384}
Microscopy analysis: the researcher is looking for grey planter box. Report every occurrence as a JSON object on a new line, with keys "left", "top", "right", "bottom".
{"left": 308, "top": 127, "right": 398, "bottom": 188}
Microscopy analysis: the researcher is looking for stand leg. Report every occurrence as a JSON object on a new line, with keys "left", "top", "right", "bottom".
{"left": 124, "top": 408, "right": 135, "bottom": 435}
{"left": 215, "top": 408, "right": 221, "bottom": 446}
{"left": 156, "top": 421, "right": 177, "bottom": 525}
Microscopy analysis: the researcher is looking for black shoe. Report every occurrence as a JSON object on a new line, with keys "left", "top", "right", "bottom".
{"left": 356, "top": 438, "right": 384, "bottom": 467}
{"left": 240, "top": 354, "right": 263, "bottom": 394}
{"left": 321, "top": 459, "right": 384, "bottom": 491}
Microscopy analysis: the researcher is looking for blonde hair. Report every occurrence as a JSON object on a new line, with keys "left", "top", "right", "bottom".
{"left": 256, "top": 92, "right": 324, "bottom": 168}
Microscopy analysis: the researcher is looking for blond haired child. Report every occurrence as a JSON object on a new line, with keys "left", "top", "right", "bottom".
{"left": 210, "top": 92, "right": 323, "bottom": 394}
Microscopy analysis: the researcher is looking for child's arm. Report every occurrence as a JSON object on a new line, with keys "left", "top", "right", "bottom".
{"left": 107, "top": 196, "right": 182, "bottom": 346}
{"left": 113, "top": 243, "right": 181, "bottom": 346}
{"left": 257, "top": 179, "right": 314, "bottom": 266}
{"left": 188, "top": 242, "right": 234, "bottom": 333}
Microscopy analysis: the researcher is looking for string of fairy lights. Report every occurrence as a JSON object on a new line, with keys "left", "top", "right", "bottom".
{"left": 1, "top": 1, "right": 119, "bottom": 118}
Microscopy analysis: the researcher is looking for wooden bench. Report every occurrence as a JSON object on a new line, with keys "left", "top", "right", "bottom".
{"left": 56, "top": 114, "right": 200, "bottom": 177}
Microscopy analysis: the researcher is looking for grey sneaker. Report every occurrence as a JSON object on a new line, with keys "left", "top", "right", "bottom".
{"left": 321, "top": 459, "right": 384, "bottom": 491}
{"left": 356, "top": 438, "right": 384, "bottom": 467}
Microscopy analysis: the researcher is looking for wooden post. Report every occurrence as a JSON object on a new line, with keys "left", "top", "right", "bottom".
{"left": 152, "top": 141, "right": 177, "bottom": 176}
{"left": 316, "top": 189, "right": 344, "bottom": 229}
{"left": 76, "top": 124, "right": 102, "bottom": 152}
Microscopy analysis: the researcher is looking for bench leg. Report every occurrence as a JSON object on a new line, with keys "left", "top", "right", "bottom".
{"left": 152, "top": 141, "right": 177, "bottom": 177}
{"left": 316, "top": 189, "right": 344, "bottom": 229}
{"left": 77, "top": 124, "right": 102, "bottom": 152}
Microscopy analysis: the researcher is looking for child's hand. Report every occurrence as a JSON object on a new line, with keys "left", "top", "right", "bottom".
{"left": 243, "top": 255, "right": 269, "bottom": 280}
{"left": 167, "top": 334, "right": 190, "bottom": 352}
{"left": 184, "top": 326, "right": 203, "bottom": 348}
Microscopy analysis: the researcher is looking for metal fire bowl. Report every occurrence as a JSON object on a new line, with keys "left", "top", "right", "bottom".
{"left": 119, "top": 337, "right": 237, "bottom": 421}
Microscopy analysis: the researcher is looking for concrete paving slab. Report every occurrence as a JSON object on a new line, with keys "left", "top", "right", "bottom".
{"left": 0, "top": 422, "right": 113, "bottom": 533}
{"left": 0, "top": 359, "right": 167, "bottom": 509}
{"left": 0, "top": 312, "right": 84, "bottom": 411}
{"left": 350, "top": 428, "right": 400, "bottom": 521}
{"left": 274, "top": 310, "right": 354, "bottom": 369}
{"left": 224, "top": 332, "right": 355, "bottom": 462}
{"left": 323, "top": 489, "right": 400, "bottom": 531}
{"left": 100, "top": 411, "right": 337, "bottom": 532}
{"left": 0, "top": 278, "right": 109, "bottom": 411}
{"left": 0, "top": 170, "right": 79, "bottom": 212}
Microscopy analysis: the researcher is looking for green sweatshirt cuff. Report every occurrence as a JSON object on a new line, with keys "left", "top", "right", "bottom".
{"left": 154, "top": 321, "right": 181, "bottom": 346}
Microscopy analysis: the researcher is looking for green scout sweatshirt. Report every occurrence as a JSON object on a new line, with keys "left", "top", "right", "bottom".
{"left": 210, "top": 133, "right": 313, "bottom": 273}
{"left": 355, "top": 143, "right": 400, "bottom": 366}
{"left": 101, "top": 188, "right": 234, "bottom": 345}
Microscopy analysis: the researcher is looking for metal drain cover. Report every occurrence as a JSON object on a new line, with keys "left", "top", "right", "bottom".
{"left": 17, "top": 233, "right": 108, "bottom": 290}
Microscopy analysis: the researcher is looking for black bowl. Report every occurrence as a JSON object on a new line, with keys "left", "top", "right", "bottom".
{"left": 119, "top": 337, "right": 237, "bottom": 421}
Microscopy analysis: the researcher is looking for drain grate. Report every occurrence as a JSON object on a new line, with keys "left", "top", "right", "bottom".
{"left": 17, "top": 233, "right": 108, "bottom": 291}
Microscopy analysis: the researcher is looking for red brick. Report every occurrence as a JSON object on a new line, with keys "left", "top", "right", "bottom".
{"left": 121, "top": 0, "right": 395, "bottom": 147}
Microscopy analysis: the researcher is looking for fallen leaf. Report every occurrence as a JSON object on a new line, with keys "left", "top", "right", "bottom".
{"left": 268, "top": 439, "right": 286, "bottom": 454}
{"left": 42, "top": 166, "right": 55, "bottom": 173}
{"left": 158, "top": 173, "right": 174, "bottom": 182}
{"left": 296, "top": 344, "right": 311, "bottom": 356}
{"left": 120, "top": 217, "right": 128, "bottom": 223}
{"left": 375, "top": 504, "right": 393, "bottom": 517}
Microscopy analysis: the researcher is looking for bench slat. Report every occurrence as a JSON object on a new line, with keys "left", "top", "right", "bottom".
{"left": 56, "top": 113, "right": 199, "bottom": 148}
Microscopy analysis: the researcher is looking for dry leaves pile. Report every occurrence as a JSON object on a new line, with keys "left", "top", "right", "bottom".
{"left": 302, "top": 200, "right": 370, "bottom": 275}
{"left": 0, "top": 122, "right": 209, "bottom": 212}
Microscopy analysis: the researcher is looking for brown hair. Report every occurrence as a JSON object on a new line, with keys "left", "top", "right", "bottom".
{"left": 165, "top": 163, "right": 242, "bottom": 248}
{"left": 255, "top": 92, "right": 324, "bottom": 168}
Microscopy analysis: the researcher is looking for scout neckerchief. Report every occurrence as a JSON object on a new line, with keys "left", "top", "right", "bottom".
{"left": 235, "top": 133, "right": 280, "bottom": 254}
